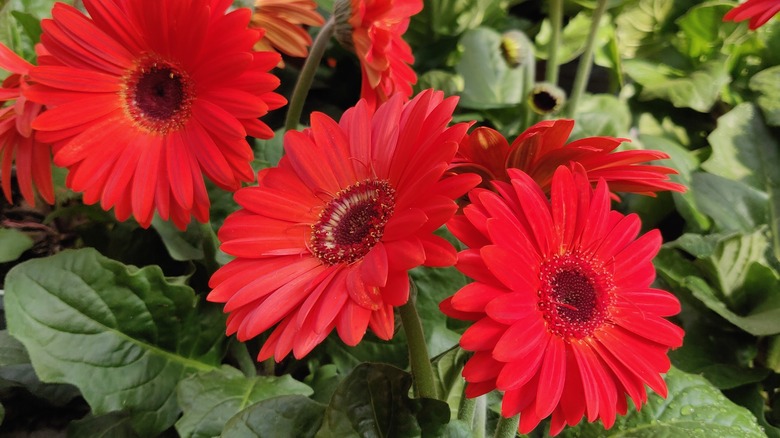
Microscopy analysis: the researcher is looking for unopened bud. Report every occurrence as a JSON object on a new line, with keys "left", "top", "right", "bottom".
{"left": 528, "top": 82, "right": 566, "bottom": 115}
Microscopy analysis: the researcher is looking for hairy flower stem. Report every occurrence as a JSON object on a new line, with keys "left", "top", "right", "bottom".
{"left": 230, "top": 339, "right": 257, "bottom": 378}
{"left": 458, "top": 393, "right": 477, "bottom": 425}
{"left": 493, "top": 414, "right": 520, "bottom": 438}
{"left": 399, "top": 292, "right": 438, "bottom": 400}
{"left": 474, "top": 395, "right": 487, "bottom": 438}
{"left": 545, "top": 0, "right": 563, "bottom": 85}
{"left": 200, "top": 221, "right": 220, "bottom": 275}
{"left": 284, "top": 17, "right": 336, "bottom": 133}
{"left": 567, "top": 0, "right": 609, "bottom": 117}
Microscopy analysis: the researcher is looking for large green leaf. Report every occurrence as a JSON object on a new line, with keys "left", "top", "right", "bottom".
{"left": 176, "top": 366, "right": 313, "bottom": 438}
{"left": 615, "top": 0, "right": 676, "bottom": 58}
{"left": 570, "top": 94, "right": 631, "bottom": 139}
{"left": 691, "top": 172, "right": 768, "bottom": 233}
{"left": 625, "top": 58, "right": 730, "bottom": 112}
{"left": 316, "top": 363, "right": 451, "bottom": 437}
{"left": 558, "top": 367, "right": 766, "bottom": 437}
{"left": 656, "top": 245, "right": 780, "bottom": 336}
{"left": 702, "top": 103, "right": 780, "bottom": 258}
{"left": 68, "top": 412, "right": 140, "bottom": 438}
{"left": 222, "top": 395, "right": 326, "bottom": 438}
{"left": 456, "top": 27, "right": 526, "bottom": 110}
{"left": 750, "top": 66, "right": 780, "bottom": 126}
{"left": 675, "top": 2, "right": 747, "bottom": 60}
{"left": 3, "top": 248, "right": 226, "bottom": 436}
{"left": 638, "top": 133, "right": 709, "bottom": 232}
{"left": 0, "top": 330, "right": 80, "bottom": 405}
{"left": 0, "top": 228, "right": 34, "bottom": 263}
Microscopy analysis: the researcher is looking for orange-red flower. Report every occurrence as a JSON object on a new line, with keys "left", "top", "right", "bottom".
{"left": 26, "top": 0, "right": 285, "bottom": 229}
{"left": 0, "top": 44, "right": 53, "bottom": 207}
{"left": 442, "top": 166, "right": 683, "bottom": 435}
{"left": 208, "top": 90, "right": 479, "bottom": 361}
{"left": 724, "top": 0, "right": 780, "bottom": 29}
{"left": 450, "top": 120, "right": 685, "bottom": 197}
{"left": 251, "top": 0, "right": 324, "bottom": 61}
{"left": 335, "top": 0, "right": 421, "bottom": 110}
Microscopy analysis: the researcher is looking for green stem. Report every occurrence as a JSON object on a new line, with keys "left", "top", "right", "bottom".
{"left": 474, "top": 395, "right": 487, "bottom": 438}
{"left": 545, "top": 0, "right": 563, "bottom": 85}
{"left": 262, "top": 357, "right": 275, "bottom": 376}
{"left": 230, "top": 339, "right": 257, "bottom": 378}
{"left": 200, "top": 221, "right": 220, "bottom": 275}
{"left": 399, "top": 293, "right": 438, "bottom": 400}
{"left": 458, "top": 394, "right": 477, "bottom": 425}
{"left": 493, "top": 414, "right": 520, "bottom": 438}
{"left": 284, "top": 17, "right": 335, "bottom": 132}
{"left": 566, "top": 0, "right": 609, "bottom": 118}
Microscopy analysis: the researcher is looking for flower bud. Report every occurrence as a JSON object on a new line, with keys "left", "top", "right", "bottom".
{"left": 528, "top": 82, "right": 566, "bottom": 115}
{"left": 500, "top": 30, "right": 533, "bottom": 68}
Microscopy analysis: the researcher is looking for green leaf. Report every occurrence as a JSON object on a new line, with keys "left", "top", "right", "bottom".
{"left": 176, "top": 366, "right": 313, "bottom": 438}
{"left": 222, "top": 395, "right": 326, "bottom": 438}
{"left": 416, "top": 0, "right": 507, "bottom": 37}
{"left": 691, "top": 172, "right": 768, "bottom": 233}
{"left": 316, "top": 363, "right": 451, "bottom": 437}
{"left": 679, "top": 268, "right": 780, "bottom": 336}
{"left": 456, "top": 27, "right": 526, "bottom": 110}
{"left": 415, "top": 70, "right": 464, "bottom": 97}
{"left": 669, "top": 320, "right": 766, "bottom": 390}
{"left": 151, "top": 217, "right": 205, "bottom": 261}
{"left": 10, "top": 10, "right": 40, "bottom": 43}
{"left": 638, "top": 134, "right": 709, "bottom": 231}
{"left": 411, "top": 264, "right": 468, "bottom": 357}
{"left": 570, "top": 94, "right": 631, "bottom": 139}
{"left": 304, "top": 363, "right": 342, "bottom": 405}
{"left": 431, "top": 347, "right": 469, "bottom": 419}
{"left": 4, "top": 248, "right": 226, "bottom": 436}
{"left": 0, "top": 330, "right": 81, "bottom": 405}
{"left": 675, "top": 2, "right": 746, "bottom": 60}
{"left": 68, "top": 412, "right": 140, "bottom": 438}
{"left": 0, "top": 401, "right": 4, "bottom": 426}
{"left": 558, "top": 367, "right": 766, "bottom": 437}
{"left": 615, "top": 0, "right": 676, "bottom": 58}
{"left": 702, "top": 103, "right": 780, "bottom": 257}
{"left": 626, "top": 59, "right": 731, "bottom": 112}
{"left": 536, "top": 11, "right": 612, "bottom": 63}
{"left": 727, "top": 384, "right": 780, "bottom": 438}
{"left": 750, "top": 66, "right": 780, "bottom": 126}
{"left": 0, "top": 228, "right": 34, "bottom": 263}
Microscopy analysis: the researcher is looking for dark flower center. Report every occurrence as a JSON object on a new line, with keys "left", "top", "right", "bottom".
{"left": 123, "top": 58, "right": 193, "bottom": 134}
{"left": 537, "top": 254, "right": 613, "bottom": 340}
{"left": 311, "top": 179, "right": 395, "bottom": 265}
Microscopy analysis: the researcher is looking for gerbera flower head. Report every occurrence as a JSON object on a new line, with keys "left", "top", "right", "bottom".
{"left": 333, "top": 0, "right": 422, "bottom": 110}
{"left": 207, "top": 90, "right": 480, "bottom": 361}
{"left": 723, "top": 0, "right": 780, "bottom": 29}
{"left": 26, "top": 0, "right": 286, "bottom": 229}
{"left": 442, "top": 165, "right": 684, "bottom": 435}
{"left": 449, "top": 119, "right": 685, "bottom": 197}
{"left": 0, "top": 44, "right": 53, "bottom": 207}
{"left": 251, "top": 0, "right": 325, "bottom": 62}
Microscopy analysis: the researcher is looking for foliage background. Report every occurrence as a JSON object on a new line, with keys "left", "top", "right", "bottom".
{"left": 0, "top": 0, "right": 779, "bottom": 436}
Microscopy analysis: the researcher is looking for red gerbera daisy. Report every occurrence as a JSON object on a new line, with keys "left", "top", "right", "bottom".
{"left": 334, "top": 0, "right": 421, "bottom": 110}
{"left": 449, "top": 120, "right": 685, "bottom": 197}
{"left": 208, "top": 90, "right": 480, "bottom": 361}
{"left": 251, "top": 0, "right": 325, "bottom": 62}
{"left": 25, "top": 0, "right": 286, "bottom": 229}
{"left": 0, "top": 44, "right": 53, "bottom": 206}
{"left": 724, "top": 0, "right": 780, "bottom": 29}
{"left": 442, "top": 166, "right": 683, "bottom": 435}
